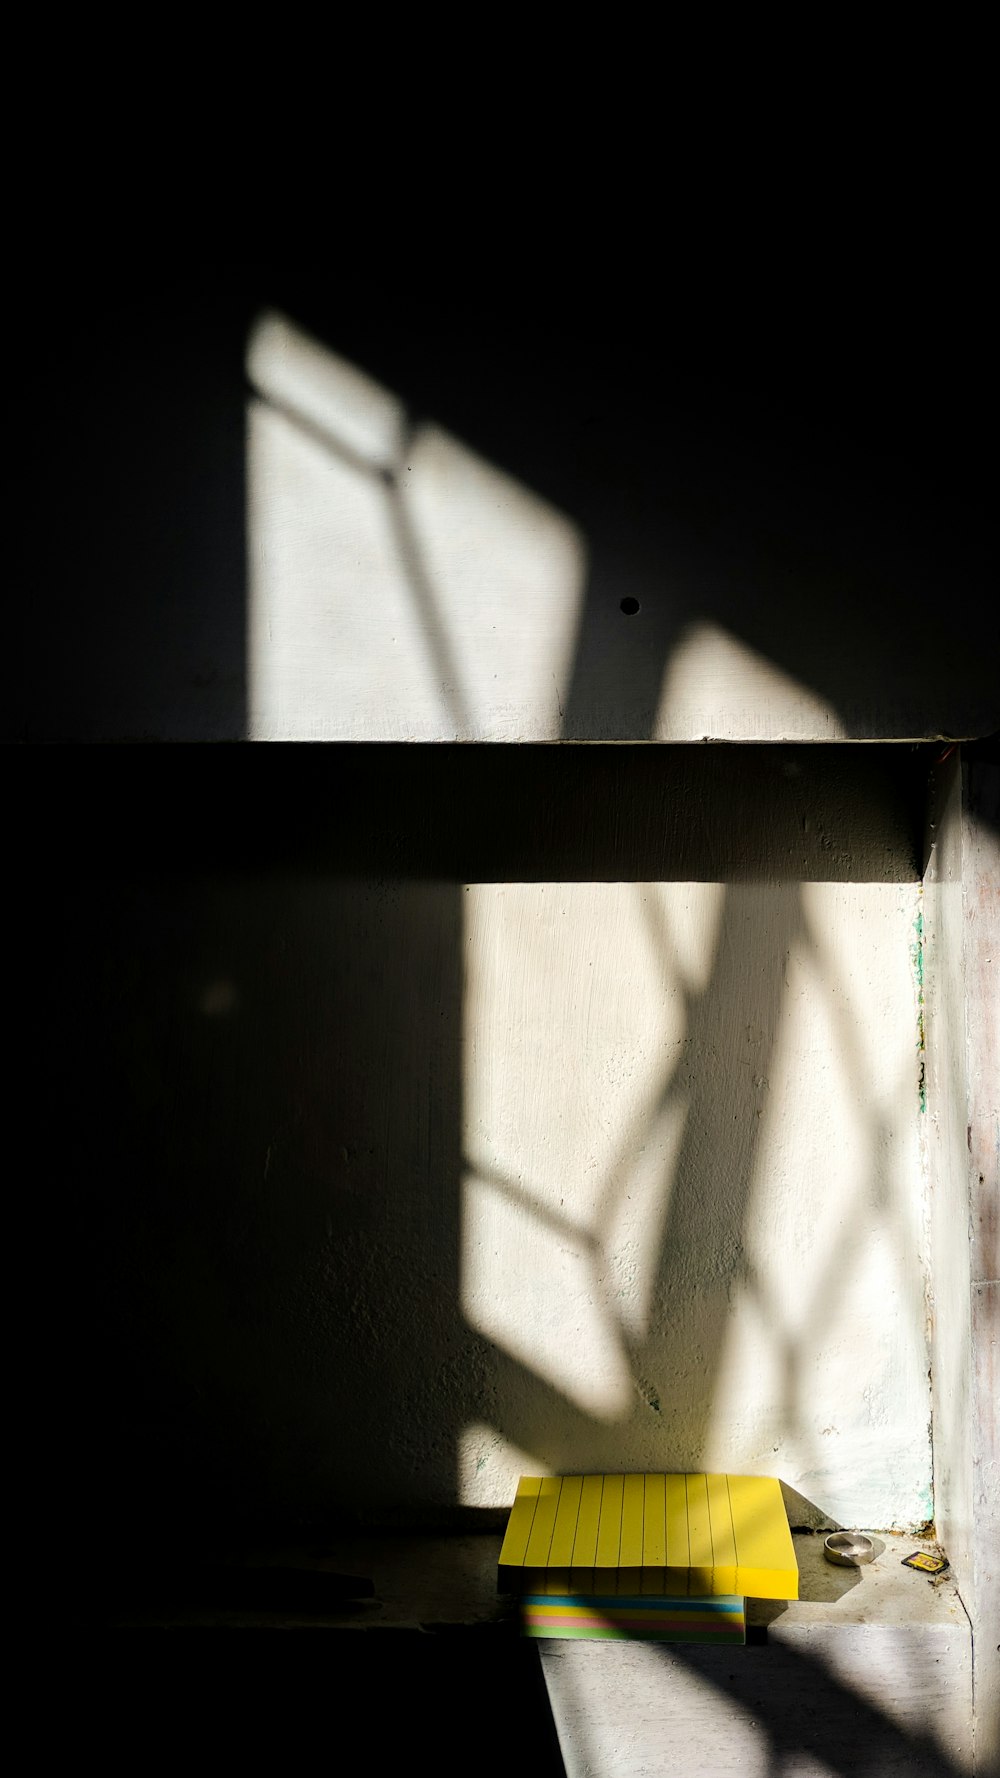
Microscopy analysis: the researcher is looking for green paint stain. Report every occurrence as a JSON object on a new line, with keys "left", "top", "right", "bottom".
{"left": 911, "top": 909, "right": 924, "bottom": 987}
{"left": 911, "top": 902, "right": 926, "bottom": 1111}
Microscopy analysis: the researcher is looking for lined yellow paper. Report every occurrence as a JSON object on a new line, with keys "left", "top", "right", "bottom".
{"left": 728, "top": 1473, "right": 799, "bottom": 1598}
{"left": 499, "top": 1473, "right": 798, "bottom": 1600}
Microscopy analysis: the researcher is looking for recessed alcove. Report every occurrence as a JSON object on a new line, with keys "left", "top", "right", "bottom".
{"left": 19, "top": 265, "right": 996, "bottom": 1771}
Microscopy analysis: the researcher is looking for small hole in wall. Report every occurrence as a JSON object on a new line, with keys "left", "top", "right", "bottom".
{"left": 620, "top": 597, "right": 640, "bottom": 616}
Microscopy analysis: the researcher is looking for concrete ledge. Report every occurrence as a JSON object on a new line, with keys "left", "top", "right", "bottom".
{"left": 542, "top": 1533, "right": 972, "bottom": 1778}
{"left": 96, "top": 1528, "right": 972, "bottom": 1774}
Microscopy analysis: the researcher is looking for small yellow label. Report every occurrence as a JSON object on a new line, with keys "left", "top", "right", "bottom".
{"left": 902, "top": 1551, "right": 948, "bottom": 1574}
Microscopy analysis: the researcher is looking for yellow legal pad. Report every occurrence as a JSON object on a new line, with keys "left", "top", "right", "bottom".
{"left": 499, "top": 1473, "right": 798, "bottom": 1601}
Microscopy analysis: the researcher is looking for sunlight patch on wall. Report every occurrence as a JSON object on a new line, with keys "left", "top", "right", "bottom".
{"left": 462, "top": 1165, "right": 635, "bottom": 1423}
{"left": 248, "top": 310, "right": 405, "bottom": 471}
{"left": 403, "top": 423, "right": 585, "bottom": 735}
{"left": 458, "top": 1423, "right": 548, "bottom": 1509}
{"left": 246, "top": 311, "right": 586, "bottom": 740}
{"left": 656, "top": 620, "right": 845, "bottom": 740}
{"left": 459, "top": 878, "right": 932, "bottom": 1525}
{"left": 460, "top": 884, "right": 699, "bottom": 1481}
{"left": 702, "top": 883, "right": 932, "bottom": 1529}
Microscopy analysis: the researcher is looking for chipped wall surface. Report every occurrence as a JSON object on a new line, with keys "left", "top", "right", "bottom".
{"left": 924, "top": 752, "right": 1000, "bottom": 1774}
{"left": 924, "top": 759, "right": 974, "bottom": 1587}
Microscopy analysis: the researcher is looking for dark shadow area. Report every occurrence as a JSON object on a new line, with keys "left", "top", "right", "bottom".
{"left": 60, "top": 1632, "right": 566, "bottom": 1778}
{"left": 43, "top": 852, "right": 467, "bottom": 1556}
{"left": 16, "top": 274, "right": 252, "bottom": 742}
{"left": 90, "top": 1560, "right": 377, "bottom": 1621}
{"left": 29, "top": 740, "right": 930, "bottom": 882}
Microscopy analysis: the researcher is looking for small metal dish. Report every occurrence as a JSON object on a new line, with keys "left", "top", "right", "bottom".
{"left": 824, "top": 1531, "right": 876, "bottom": 1567}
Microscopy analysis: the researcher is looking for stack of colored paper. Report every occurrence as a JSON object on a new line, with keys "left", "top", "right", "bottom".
{"left": 499, "top": 1473, "right": 798, "bottom": 1644}
{"left": 521, "top": 1592, "right": 746, "bottom": 1643}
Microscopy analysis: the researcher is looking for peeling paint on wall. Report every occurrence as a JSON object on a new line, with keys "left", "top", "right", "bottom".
{"left": 911, "top": 895, "right": 927, "bottom": 1113}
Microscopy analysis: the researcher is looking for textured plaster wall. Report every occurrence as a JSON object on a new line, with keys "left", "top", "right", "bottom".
{"left": 243, "top": 309, "right": 993, "bottom": 746}
{"left": 15, "top": 270, "right": 996, "bottom": 745}
{"left": 924, "top": 760, "right": 974, "bottom": 1582}
{"left": 44, "top": 749, "right": 933, "bottom": 1542}
{"left": 459, "top": 881, "right": 931, "bottom": 1530}
{"left": 22, "top": 263, "right": 981, "bottom": 1552}
{"left": 924, "top": 752, "right": 1000, "bottom": 1772}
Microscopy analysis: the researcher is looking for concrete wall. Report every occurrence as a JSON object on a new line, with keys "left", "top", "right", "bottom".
{"left": 924, "top": 760, "right": 974, "bottom": 1587}
{"left": 459, "top": 876, "right": 931, "bottom": 1530}
{"left": 23, "top": 259, "right": 995, "bottom": 1759}
{"left": 38, "top": 745, "right": 934, "bottom": 1544}
{"left": 924, "top": 750, "right": 1000, "bottom": 1773}
{"left": 15, "top": 267, "right": 997, "bottom": 745}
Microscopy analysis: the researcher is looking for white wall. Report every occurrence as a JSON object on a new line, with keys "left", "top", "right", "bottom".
{"left": 24, "top": 266, "right": 993, "bottom": 1765}
{"left": 459, "top": 880, "right": 931, "bottom": 1530}
{"left": 924, "top": 754, "right": 1000, "bottom": 1773}
{"left": 245, "top": 311, "right": 993, "bottom": 746}
{"left": 17, "top": 275, "right": 995, "bottom": 747}
{"left": 50, "top": 746, "right": 935, "bottom": 1542}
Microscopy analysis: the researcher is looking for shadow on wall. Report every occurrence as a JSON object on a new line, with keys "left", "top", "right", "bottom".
{"left": 18, "top": 280, "right": 253, "bottom": 743}
{"left": 244, "top": 303, "right": 997, "bottom": 744}
{"left": 34, "top": 284, "right": 988, "bottom": 1774}
{"left": 240, "top": 312, "right": 938, "bottom": 1532}
{"left": 52, "top": 844, "right": 465, "bottom": 1530}
{"left": 45, "top": 752, "right": 964, "bottom": 1777}
{"left": 17, "top": 270, "right": 995, "bottom": 744}
{"left": 241, "top": 303, "right": 889, "bottom": 744}
{"left": 458, "top": 872, "right": 933, "bottom": 1532}
{"left": 42, "top": 299, "right": 955, "bottom": 1545}
{"left": 49, "top": 740, "right": 933, "bottom": 1544}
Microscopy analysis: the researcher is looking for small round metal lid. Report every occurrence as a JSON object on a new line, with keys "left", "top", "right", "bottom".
{"left": 824, "top": 1531, "right": 876, "bottom": 1566}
